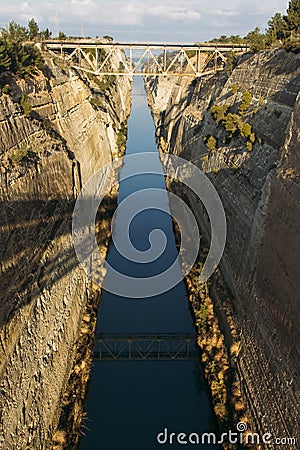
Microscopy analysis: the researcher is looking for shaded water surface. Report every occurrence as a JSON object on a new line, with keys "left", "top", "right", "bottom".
{"left": 79, "top": 78, "right": 219, "bottom": 450}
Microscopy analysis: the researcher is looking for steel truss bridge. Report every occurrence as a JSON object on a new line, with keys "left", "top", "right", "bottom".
{"left": 43, "top": 40, "right": 249, "bottom": 77}
{"left": 93, "top": 333, "right": 198, "bottom": 361}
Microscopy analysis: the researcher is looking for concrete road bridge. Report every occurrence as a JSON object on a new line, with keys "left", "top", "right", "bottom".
{"left": 93, "top": 333, "right": 198, "bottom": 361}
{"left": 43, "top": 40, "right": 249, "bottom": 77}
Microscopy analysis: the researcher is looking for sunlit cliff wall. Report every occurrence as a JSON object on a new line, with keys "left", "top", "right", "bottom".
{"left": 146, "top": 48, "right": 300, "bottom": 447}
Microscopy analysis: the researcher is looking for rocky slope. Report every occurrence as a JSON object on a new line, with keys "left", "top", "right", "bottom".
{"left": 146, "top": 48, "right": 300, "bottom": 447}
{"left": 0, "top": 50, "right": 131, "bottom": 449}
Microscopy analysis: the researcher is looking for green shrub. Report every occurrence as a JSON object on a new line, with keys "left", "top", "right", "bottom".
{"left": 58, "top": 31, "right": 67, "bottom": 40}
{"left": 206, "top": 135, "right": 217, "bottom": 152}
{"left": 284, "top": 38, "right": 300, "bottom": 53}
{"left": 231, "top": 83, "right": 238, "bottom": 94}
{"left": 186, "top": 50, "right": 197, "bottom": 58}
{"left": 210, "top": 91, "right": 258, "bottom": 146}
{"left": 89, "top": 96, "right": 102, "bottom": 108}
{"left": 225, "top": 50, "right": 237, "bottom": 76}
{"left": 19, "top": 94, "right": 32, "bottom": 116}
{"left": 249, "top": 132, "right": 256, "bottom": 143}
{"left": 223, "top": 113, "right": 242, "bottom": 136}
{"left": 246, "top": 27, "right": 266, "bottom": 53}
{"left": 117, "top": 131, "right": 126, "bottom": 148}
{"left": 0, "top": 21, "right": 45, "bottom": 79}
{"left": 1, "top": 84, "right": 10, "bottom": 94}
{"left": 198, "top": 304, "right": 209, "bottom": 332}
{"left": 88, "top": 72, "right": 116, "bottom": 91}
{"left": 240, "top": 122, "right": 252, "bottom": 138}
{"left": 116, "top": 121, "right": 128, "bottom": 148}
{"left": 211, "top": 104, "right": 229, "bottom": 124}
{"left": 10, "top": 146, "right": 29, "bottom": 164}
{"left": 239, "top": 90, "right": 252, "bottom": 115}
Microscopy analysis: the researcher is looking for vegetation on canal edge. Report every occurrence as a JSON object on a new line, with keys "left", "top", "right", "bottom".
{"left": 186, "top": 256, "right": 253, "bottom": 449}
{"left": 186, "top": 264, "right": 229, "bottom": 422}
{"left": 115, "top": 121, "right": 128, "bottom": 150}
{"left": 167, "top": 180, "right": 253, "bottom": 448}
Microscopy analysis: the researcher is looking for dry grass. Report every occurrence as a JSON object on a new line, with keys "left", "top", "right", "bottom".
{"left": 214, "top": 403, "right": 227, "bottom": 420}
{"left": 230, "top": 341, "right": 241, "bottom": 356}
{"left": 234, "top": 400, "right": 246, "bottom": 412}
{"left": 52, "top": 430, "right": 66, "bottom": 445}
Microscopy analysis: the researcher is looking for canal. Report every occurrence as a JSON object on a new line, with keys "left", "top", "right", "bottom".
{"left": 79, "top": 78, "right": 219, "bottom": 450}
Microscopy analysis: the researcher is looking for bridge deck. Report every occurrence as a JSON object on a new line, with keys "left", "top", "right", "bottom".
{"left": 94, "top": 333, "right": 198, "bottom": 361}
{"left": 44, "top": 40, "right": 248, "bottom": 52}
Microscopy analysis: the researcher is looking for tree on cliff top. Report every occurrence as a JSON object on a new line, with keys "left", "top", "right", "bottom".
{"left": 1, "top": 21, "right": 28, "bottom": 42}
{"left": 287, "top": 0, "right": 300, "bottom": 35}
{"left": 266, "top": 13, "right": 290, "bottom": 44}
{"left": 0, "top": 42, "right": 11, "bottom": 72}
{"left": 246, "top": 27, "right": 266, "bottom": 52}
{"left": 0, "top": 21, "right": 44, "bottom": 82}
{"left": 28, "top": 18, "right": 39, "bottom": 40}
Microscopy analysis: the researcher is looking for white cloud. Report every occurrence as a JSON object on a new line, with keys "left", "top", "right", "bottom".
{"left": 213, "top": 9, "right": 238, "bottom": 17}
{"left": 0, "top": 0, "right": 289, "bottom": 40}
{"left": 147, "top": 4, "right": 201, "bottom": 21}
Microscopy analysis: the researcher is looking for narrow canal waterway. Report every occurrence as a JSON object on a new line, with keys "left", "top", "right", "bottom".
{"left": 79, "top": 78, "right": 219, "bottom": 450}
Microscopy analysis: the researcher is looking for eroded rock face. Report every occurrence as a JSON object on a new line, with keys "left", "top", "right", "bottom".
{"left": 0, "top": 54, "right": 131, "bottom": 449}
{"left": 146, "top": 48, "right": 300, "bottom": 445}
{"left": 256, "top": 91, "right": 300, "bottom": 369}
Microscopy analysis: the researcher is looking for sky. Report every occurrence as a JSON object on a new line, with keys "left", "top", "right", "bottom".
{"left": 0, "top": 0, "right": 289, "bottom": 42}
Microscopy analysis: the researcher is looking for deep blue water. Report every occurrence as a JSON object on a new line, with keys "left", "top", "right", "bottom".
{"left": 79, "top": 78, "right": 218, "bottom": 450}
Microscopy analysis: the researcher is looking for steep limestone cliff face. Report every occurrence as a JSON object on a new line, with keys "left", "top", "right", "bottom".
{"left": 256, "top": 93, "right": 300, "bottom": 349}
{"left": 146, "top": 48, "right": 300, "bottom": 445}
{"left": 0, "top": 53, "right": 131, "bottom": 449}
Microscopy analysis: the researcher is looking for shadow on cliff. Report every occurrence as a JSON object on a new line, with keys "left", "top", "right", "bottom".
{"left": 0, "top": 195, "right": 116, "bottom": 329}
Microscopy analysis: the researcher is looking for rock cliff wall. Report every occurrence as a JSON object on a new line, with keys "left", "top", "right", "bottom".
{"left": 0, "top": 51, "right": 131, "bottom": 449}
{"left": 146, "top": 48, "right": 300, "bottom": 447}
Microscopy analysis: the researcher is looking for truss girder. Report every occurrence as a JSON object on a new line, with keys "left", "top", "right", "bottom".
{"left": 94, "top": 333, "right": 198, "bottom": 361}
{"left": 44, "top": 40, "right": 248, "bottom": 78}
